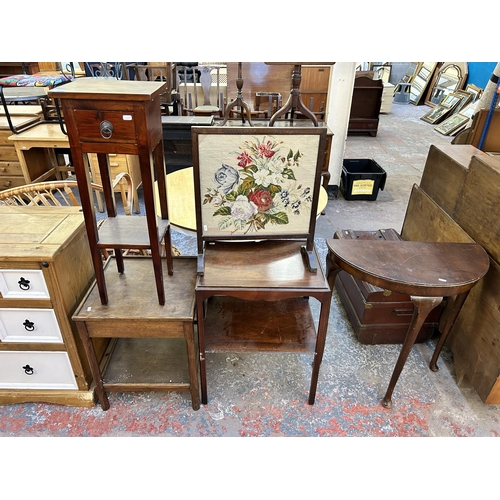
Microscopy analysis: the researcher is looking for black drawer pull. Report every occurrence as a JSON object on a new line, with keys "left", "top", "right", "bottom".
{"left": 100, "top": 120, "right": 113, "bottom": 139}
{"left": 23, "top": 319, "right": 35, "bottom": 331}
{"left": 18, "top": 277, "right": 30, "bottom": 290}
{"left": 22, "top": 364, "right": 34, "bottom": 375}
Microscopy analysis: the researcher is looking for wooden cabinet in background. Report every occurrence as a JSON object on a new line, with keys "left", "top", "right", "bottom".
{"left": 348, "top": 76, "right": 383, "bottom": 137}
{"left": 0, "top": 207, "right": 98, "bottom": 407}
{"left": 227, "top": 62, "right": 294, "bottom": 108}
{"left": 301, "top": 65, "right": 331, "bottom": 114}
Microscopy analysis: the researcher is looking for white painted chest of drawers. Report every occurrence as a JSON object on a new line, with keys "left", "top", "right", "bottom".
{"left": 0, "top": 207, "right": 97, "bottom": 407}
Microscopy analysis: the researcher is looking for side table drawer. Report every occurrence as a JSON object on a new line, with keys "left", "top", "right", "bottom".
{"left": 0, "top": 351, "right": 78, "bottom": 390}
{"left": 0, "top": 308, "right": 63, "bottom": 343}
{"left": 0, "top": 269, "right": 50, "bottom": 299}
{"left": 73, "top": 110, "right": 137, "bottom": 144}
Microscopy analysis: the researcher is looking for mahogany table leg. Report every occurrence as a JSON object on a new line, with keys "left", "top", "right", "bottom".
{"left": 139, "top": 144, "right": 165, "bottom": 306}
{"left": 197, "top": 295, "right": 208, "bottom": 405}
{"left": 382, "top": 295, "right": 443, "bottom": 409}
{"left": 163, "top": 227, "right": 174, "bottom": 276}
{"left": 429, "top": 291, "right": 470, "bottom": 372}
{"left": 76, "top": 322, "right": 110, "bottom": 411}
{"left": 308, "top": 294, "right": 332, "bottom": 404}
{"left": 114, "top": 249, "right": 124, "bottom": 274}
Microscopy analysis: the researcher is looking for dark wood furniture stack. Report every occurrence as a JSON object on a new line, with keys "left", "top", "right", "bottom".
{"left": 348, "top": 76, "right": 383, "bottom": 137}
{"left": 401, "top": 144, "right": 500, "bottom": 403}
{"left": 49, "top": 78, "right": 173, "bottom": 306}
{"left": 326, "top": 238, "right": 489, "bottom": 408}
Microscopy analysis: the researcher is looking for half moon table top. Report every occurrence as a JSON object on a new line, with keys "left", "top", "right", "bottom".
{"left": 326, "top": 239, "right": 490, "bottom": 297}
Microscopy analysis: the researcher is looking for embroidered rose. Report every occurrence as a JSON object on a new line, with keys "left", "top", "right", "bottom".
{"left": 213, "top": 164, "right": 239, "bottom": 194}
{"left": 237, "top": 151, "right": 253, "bottom": 167}
{"left": 257, "top": 141, "right": 275, "bottom": 158}
{"left": 248, "top": 190, "right": 273, "bottom": 212}
{"left": 230, "top": 195, "right": 258, "bottom": 220}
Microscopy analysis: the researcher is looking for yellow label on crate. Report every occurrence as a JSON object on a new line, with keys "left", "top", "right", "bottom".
{"left": 351, "top": 179, "right": 375, "bottom": 195}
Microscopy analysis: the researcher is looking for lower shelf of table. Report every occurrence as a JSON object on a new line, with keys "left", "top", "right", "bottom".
{"left": 97, "top": 216, "right": 170, "bottom": 249}
{"left": 203, "top": 296, "right": 317, "bottom": 353}
{"left": 101, "top": 338, "right": 192, "bottom": 393}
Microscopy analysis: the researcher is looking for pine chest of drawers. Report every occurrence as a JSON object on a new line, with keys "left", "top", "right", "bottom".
{"left": 0, "top": 206, "right": 97, "bottom": 407}
{"left": 0, "top": 114, "right": 40, "bottom": 191}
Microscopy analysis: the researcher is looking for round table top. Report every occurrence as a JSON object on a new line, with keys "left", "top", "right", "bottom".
{"left": 159, "top": 167, "right": 328, "bottom": 234}
{"left": 326, "top": 239, "right": 490, "bottom": 297}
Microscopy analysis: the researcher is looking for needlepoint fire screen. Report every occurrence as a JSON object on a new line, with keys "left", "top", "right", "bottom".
{"left": 192, "top": 126, "right": 328, "bottom": 272}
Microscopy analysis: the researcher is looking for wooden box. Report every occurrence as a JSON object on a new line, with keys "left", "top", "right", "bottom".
{"left": 333, "top": 229, "right": 441, "bottom": 344}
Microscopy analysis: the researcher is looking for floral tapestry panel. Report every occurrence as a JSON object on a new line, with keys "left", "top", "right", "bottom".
{"left": 197, "top": 132, "right": 322, "bottom": 238}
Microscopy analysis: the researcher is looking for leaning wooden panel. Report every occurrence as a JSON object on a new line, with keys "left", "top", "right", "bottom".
{"left": 401, "top": 184, "right": 473, "bottom": 244}
{"left": 419, "top": 144, "right": 487, "bottom": 218}
{"left": 447, "top": 257, "right": 500, "bottom": 403}
{"left": 454, "top": 153, "right": 500, "bottom": 264}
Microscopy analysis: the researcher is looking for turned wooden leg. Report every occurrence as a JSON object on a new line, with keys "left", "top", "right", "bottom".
{"left": 430, "top": 291, "right": 470, "bottom": 372}
{"left": 382, "top": 295, "right": 443, "bottom": 409}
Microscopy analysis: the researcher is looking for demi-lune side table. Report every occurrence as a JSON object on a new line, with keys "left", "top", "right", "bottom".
{"left": 326, "top": 239, "right": 490, "bottom": 408}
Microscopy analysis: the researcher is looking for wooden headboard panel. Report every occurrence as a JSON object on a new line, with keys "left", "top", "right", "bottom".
{"left": 226, "top": 63, "right": 294, "bottom": 107}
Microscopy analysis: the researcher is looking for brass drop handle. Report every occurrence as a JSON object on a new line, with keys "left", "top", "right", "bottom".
{"left": 100, "top": 120, "right": 113, "bottom": 139}
{"left": 0, "top": 167, "right": 6, "bottom": 172}
{"left": 22, "top": 364, "right": 34, "bottom": 375}
{"left": 4, "top": 180, "right": 11, "bottom": 187}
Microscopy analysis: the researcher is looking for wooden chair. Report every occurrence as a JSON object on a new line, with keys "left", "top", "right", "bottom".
{"left": 124, "top": 62, "right": 177, "bottom": 115}
{"left": 176, "top": 63, "right": 225, "bottom": 117}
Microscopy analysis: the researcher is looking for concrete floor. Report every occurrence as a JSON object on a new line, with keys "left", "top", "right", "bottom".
{"left": 2, "top": 102, "right": 500, "bottom": 444}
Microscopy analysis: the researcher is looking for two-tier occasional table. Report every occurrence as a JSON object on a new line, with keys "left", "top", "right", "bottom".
{"left": 326, "top": 239, "right": 490, "bottom": 408}
{"left": 49, "top": 78, "right": 173, "bottom": 306}
{"left": 72, "top": 256, "right": 200, "bottom": 411}
{"left": 196, "top": 240, "right": 332, "bottom": 406}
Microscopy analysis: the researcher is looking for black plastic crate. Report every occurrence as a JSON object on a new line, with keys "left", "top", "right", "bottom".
{"left": 340, "top": 159, "right": 387, "bottom": 201}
